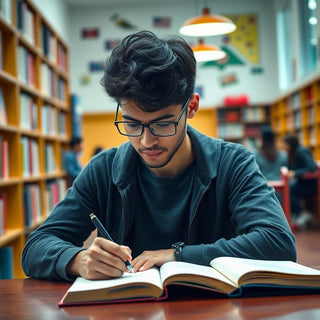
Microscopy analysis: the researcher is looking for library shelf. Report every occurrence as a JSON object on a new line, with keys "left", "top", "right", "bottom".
{"left": 215, "top": 104, "right": 270, "bottom": 151}
{"left": 271, "top": 75, "right": 320, "bottom": 159}
{"left": 0, "top": 0, "right": 71, "bottom": 279}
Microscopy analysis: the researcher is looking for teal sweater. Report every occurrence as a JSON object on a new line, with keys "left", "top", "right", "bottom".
{"left": 22, "top": 126, "right": 296, "bottom": 281}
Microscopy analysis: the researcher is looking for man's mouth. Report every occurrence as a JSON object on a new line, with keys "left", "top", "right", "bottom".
{"left": 141, "top": 149, "right": 164, "bottom": 160}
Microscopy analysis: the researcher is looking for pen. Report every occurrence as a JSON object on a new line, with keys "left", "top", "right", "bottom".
{"left": 90, "top": 213, "right": 134, "bottom": 273}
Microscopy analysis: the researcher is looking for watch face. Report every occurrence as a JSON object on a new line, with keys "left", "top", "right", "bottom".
{"left": 172, "top": 242, "right": 184, "bottom": 261}
{"left": 172, "top": 242, "right": 185, "bottom": 249}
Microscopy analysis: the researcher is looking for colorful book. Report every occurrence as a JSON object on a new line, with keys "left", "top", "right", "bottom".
{"left": 59, "top": 257, "right": 320, "bottom": 306}
{"left": 0, "top": 87, "right": 7, "bottom": 125}
{"left": 23, "top": 184, "right": 41, "bottom": 227}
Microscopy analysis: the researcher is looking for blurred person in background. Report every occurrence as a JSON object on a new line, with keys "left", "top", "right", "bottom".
{"left": 283, "top": 133, "right": 317, "bottom": 228}
{"left": 255, "top": 127, "right": 288, "bottom": 181}
{"left": 63, "top": 136, "right": 83, "bottom": 186}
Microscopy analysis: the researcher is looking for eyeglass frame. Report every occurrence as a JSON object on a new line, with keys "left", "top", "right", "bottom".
{"left": 114, "top": 96, "right": 192, "bottom": 137}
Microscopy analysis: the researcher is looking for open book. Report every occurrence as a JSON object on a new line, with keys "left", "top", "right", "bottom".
{"left": 59, "top": 257, "right": 320, "bottom": 306}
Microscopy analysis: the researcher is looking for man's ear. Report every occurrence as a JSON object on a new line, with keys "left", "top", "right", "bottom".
{"left": 187, "top": 93, "right": 200, "bottom": 119}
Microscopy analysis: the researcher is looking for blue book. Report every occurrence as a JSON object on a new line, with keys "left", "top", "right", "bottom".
{"left": 0, "top": 246, "right": 13, "bottom": 279}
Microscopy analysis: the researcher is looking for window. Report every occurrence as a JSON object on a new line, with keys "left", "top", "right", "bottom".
{"left": 277, "top": 0, "right": 293, "bottom": 89}
{"left": 298, "top": 0, "right": 318, "bottom": 76}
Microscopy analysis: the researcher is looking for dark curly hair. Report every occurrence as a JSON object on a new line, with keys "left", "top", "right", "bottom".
{"left": 101, "top": 31, "right": 196, "bottom": 112}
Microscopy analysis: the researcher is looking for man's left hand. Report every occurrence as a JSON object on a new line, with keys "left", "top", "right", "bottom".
{"left": 131, "top": 249, "right": 175, "bottom": 272}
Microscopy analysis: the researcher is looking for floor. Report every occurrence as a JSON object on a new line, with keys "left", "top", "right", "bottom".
{"left": 295, "top": 230, "right": 320, "bottom": 269}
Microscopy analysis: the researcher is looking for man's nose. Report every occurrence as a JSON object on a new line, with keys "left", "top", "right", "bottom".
{"left": 140, "top": 127, "right": 158, "bottom": 147}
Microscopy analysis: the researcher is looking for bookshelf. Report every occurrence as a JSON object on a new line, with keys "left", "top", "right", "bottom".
{"left": 270, "top": 75, "right": 320, "bottom": 159}
{"left": 215, "top": 104, "right": 270, "bottom": 151}
{"left": 0, "top": 0, "right": 71, "bottom": 278}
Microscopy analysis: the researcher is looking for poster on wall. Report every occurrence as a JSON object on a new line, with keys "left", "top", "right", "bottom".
{"left": 110, "top": 13, "right": 137, "bottom": 29}
{"left": 81, "top": 27, "right": 100, "bottom": 39}
{"left": 202, "top": 46, "right": 244, "bottom": 69}
{"left": 105, "top": 39, "right": 120, "bottom": 51}
{"left": 220, "top": 73, "right": 238, "bottom": 86}
{"left": 89, "top": 61, "right": 105, "bottom": 72}
{"left": 152, "top": 17, "right": 171, "bottom": 28}
{"left": 201, "top": 12, "right": 260, "bottom": 85}
{"left": 223, "top": 13, "right": 260, "bottom": 64}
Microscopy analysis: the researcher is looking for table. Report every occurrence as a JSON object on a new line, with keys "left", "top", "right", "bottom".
{"left": 1, "top": 279, "right": 320, "bottom": 320}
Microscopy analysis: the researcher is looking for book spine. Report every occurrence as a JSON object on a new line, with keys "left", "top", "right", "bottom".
{"left": 0, "top": 246, "right": 13, "bottom": 279}
{"left": 0, "top": 193, "right": 7, "bottom": 236}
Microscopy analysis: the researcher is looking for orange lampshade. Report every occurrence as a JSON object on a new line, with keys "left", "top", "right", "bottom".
{"left": 179, "top": 7, "right": 236, "bottom": 37}
{"left": 192, "top": 39, "right": 226, "bottom": 62}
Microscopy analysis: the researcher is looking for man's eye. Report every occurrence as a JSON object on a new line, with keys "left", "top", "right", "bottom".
{"left": 154, "top": 122, "right": 171, "bottom": 128}
{"left": 126, "top": 122, "right": 141, "bottom": 128}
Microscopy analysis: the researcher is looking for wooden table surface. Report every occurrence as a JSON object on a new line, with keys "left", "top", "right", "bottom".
{"left": 1, "top": 278, "right": 320, "bottom": 320}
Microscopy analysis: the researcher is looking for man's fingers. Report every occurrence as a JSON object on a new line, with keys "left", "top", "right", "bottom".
{"left": 88, "top": 239, "right": 127, "bottom": 272}
{"left": 94, "top": 237, "right": 131, "bottom": 263}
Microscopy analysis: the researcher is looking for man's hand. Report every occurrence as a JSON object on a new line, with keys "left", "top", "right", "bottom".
{"left": 132, "top": 249, "right": 175, "bottom": 272}
{"left": 67, "top": 237, "right": 132, "bottom": 280}
{"left": 288, "top": 170, "right": 296, "bottom": 178}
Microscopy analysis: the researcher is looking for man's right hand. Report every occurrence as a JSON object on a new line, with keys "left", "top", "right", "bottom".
{"left": 67, "top": 237, "right": 132, "bottom": 280}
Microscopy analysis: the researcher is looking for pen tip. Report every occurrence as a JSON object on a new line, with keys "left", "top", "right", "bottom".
{"left": 128, "top": 266, "right": 134, "bottom": 273}
{"left": 90, "top": 213, "right": 95, "bottom": 219}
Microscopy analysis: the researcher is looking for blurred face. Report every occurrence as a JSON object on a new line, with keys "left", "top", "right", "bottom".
{"left": 74, "top": 143, "right": 83, "bottom": 154}
{"left": 118, "top": 99, "right": 191, "bottom": 176}
{"left": 283, "top": 142, "right": 289, "bottom": 153}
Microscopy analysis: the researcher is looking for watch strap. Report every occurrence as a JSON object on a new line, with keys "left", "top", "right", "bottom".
{"left": 172, "top": 242, "right": 185, "bottom": 261}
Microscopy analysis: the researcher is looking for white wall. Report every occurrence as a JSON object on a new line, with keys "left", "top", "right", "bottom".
{"left": 32, "top": 0, "right": 70, "bottom": 42}
{"left": 67, "top": 0, "right": 279, "bottom": 112}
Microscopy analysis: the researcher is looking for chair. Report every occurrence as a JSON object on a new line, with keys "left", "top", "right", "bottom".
{"left": 268, "top": 167, "right": 291, "bottom": 229}
{"left": 300, "top": 160, "right": 320, "bottom": 229}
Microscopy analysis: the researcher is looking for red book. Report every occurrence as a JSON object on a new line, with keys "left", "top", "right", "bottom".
{"left": 27, "top": 53, "right": 35, "bottom": 87}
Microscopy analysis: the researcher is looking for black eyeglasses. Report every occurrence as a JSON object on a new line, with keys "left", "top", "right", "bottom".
{"left": 114, "top": 96, "right": 191, "bottom": 137}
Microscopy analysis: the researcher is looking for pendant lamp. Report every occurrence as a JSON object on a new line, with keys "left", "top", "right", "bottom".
{"left": 179, "top": 7, "right": 236, "bottom": 37}
{"left": 192, "top": 39, "right": 226, "bottom": 62}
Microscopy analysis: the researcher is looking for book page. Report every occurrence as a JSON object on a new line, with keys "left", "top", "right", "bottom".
{"left": 67, "top": 268, "right": 163, "bottom": 293}
{"left": 210, "top": 257, "right": 320, "bottom": 286}
{"left": 159, "top": 261, "right": 236, "bottom": 288}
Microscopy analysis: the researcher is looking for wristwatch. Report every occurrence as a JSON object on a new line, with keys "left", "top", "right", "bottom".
{"left": 172, "top": 242, "right": 185, "bottom": 261}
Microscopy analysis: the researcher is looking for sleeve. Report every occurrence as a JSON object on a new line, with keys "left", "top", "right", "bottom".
{"left": 182, "top": 145, "right": 297, "bottom": 266}
{"left": 280, "top": 151, "right": 288, "bottom": 167}
{"left": 294, "top": 148, "right": 317, "bottom": 177}
{"left": 22, "top": 160, "right": 102, "bottom": 281}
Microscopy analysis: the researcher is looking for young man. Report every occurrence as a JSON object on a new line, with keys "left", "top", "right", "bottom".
{"left": 22, "top": 31, "right": 296, "bottom": 282}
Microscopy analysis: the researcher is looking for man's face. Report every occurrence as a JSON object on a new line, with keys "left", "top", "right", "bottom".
{"left": 74, "top": 143, "right": 83, "bottom": 154}
{"left": 118, "top": 99, "right": 189, "bottom": 172}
